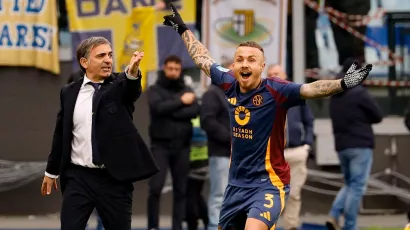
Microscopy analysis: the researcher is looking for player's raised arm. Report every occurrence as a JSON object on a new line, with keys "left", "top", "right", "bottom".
{"left": 162, "top": 3, "right": 215, "bottom": 76}
{"left": 300, "top": 61, "right": 372, "bottom": 99}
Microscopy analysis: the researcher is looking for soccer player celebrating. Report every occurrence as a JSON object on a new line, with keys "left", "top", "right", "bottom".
{"left": 163, "top": 3, "right": 372, "bottom": 230}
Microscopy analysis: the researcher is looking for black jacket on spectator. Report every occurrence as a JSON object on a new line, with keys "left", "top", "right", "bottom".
{"left": 147, "top": 72, "right": 200, "bottom": 147}
{"left": 330, "top": 84, "right": 383, "bottom": 152}
{"left": 200, "top": 85, "right": 231, "bottom": 157}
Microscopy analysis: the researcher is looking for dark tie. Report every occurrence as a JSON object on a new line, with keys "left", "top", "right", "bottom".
{"left": 87, "top": 82, "right": 103, "bottom": 166}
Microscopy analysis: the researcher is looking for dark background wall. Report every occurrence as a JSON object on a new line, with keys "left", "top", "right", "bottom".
{"left": 0, "top": 62, "right": 409, "bottom": 216}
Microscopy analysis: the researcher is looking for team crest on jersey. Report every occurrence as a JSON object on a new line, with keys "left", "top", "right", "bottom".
{"left": 227, "top": 97, "right": 237, "bottom": 105}
{"left": 252, "top": 94, "right": 263, "bottom": 106}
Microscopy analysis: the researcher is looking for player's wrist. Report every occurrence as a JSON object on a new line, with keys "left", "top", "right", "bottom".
{"left": 340, "top": 78, "right": 348, "bottom": 90}
{"left": 177, "top": 24, "right": 188, "bottom": 35}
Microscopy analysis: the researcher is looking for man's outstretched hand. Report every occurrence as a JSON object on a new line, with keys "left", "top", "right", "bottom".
{"left": 341, "top": 61, "right": 373, "bottom": 90}
{"left": 163, "top": 3, "right": 188, "bottom": 35}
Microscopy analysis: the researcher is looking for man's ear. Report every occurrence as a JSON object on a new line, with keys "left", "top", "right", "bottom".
{"left": 80, "top": 57, "right": 88, "bottom": 70}
{"left": 262, "top": 62, "right": 266, "bottom": 71}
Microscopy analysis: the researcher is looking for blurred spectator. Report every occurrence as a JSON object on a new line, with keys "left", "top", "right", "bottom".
{"left": 290, "top": 0, "right": 371, "bottom": 81}
{"left": 326, "top": 58, "right": 383, "bottom": 230}
{"left": 200, "top": 61, "right": 232, "bottom": 230}
{"left": 326, "top": 0, "right": 370, "bottom": 65}
{"left": 268, "top": 64, "right": 314, "bottom": 230}
{"left": 147, "top": 55, "right": 200, "bottom": 230}
{"left": 267, "top": 64, "right": 288, "bottom": 80}
{"left": 302, "top": 0, "right": 371, "bottom": 70}
{"left": 185, "top": 116, "right": 209, "bottom": 230}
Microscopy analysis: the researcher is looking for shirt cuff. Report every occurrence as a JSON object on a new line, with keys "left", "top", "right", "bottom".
{"left": 45, "top": 172, "right": 59, "bottom": 179}
{"left": 125, "top": 65, "right": 140, "bottom": 80}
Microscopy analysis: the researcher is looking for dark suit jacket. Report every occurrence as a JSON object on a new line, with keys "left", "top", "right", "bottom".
{"left": 67, "top": 70, "right": 83, "bottom": 84}
{"left": 46, "top": 70, "right": 159, "bottom": 189}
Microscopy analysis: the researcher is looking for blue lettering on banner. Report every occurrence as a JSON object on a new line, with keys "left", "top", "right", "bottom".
{"left": 105, "top": 0, "right": 127, "bottom": 15}
{"left": 26, "top": 0, "right": 46, "bottom": 14}
{"left": 75, "top": 0, "right": 181, "bottom": 17}
{"left": 16, "top": 24, "right": 28, "bottom": 47}
{"left": 11, "top": 0, "right": 21, "bottom": 13}
{"left": 0, "top": 24, "right": 12, "bottom": 46}
{"left": 0, "top": 0, "right": 46, "bottom": 14}
{"left": 0, "top": 0, "right": 54, "bottom": 51}
{"left": 0, "top": 23, "right": 54, "bottom": 51}
{"left": 76, "top": 0, "right": 100, "bottom": 17}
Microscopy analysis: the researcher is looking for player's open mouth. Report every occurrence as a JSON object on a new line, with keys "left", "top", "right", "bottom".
{"left": 240, "top": 72, "right": 252, "bottom": 81}
{"left": 102, "top": 67, "right": 111, "bottom": 72}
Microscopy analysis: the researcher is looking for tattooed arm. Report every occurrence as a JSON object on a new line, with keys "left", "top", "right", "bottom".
{"left": 181, "top": 30, "right": 215, "bottom": 77}
{"left": 299, "top": 60, "right": 373, "bottom": 99}
{"left": 300, "top": 79, "right": 344, "bottom": 99}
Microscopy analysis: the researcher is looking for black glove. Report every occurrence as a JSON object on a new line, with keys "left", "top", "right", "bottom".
{"left": 341, "top": 61, "right": 373, "bottom": 90}
{"left": 163, "top": 3, "right": 188, "bottom": 36}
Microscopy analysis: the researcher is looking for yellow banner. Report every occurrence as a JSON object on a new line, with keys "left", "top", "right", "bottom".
{"left": 66, "top": 0, "right": 196, "bottom": 90}
{"left": 0, "top": 0, "right": 60, "bottom": 74}
{"left": 119, "top": 7, "right": 157, "bottom": 87}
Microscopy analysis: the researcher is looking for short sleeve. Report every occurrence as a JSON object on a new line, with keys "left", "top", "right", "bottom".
{"left": 210, "top": 63, "right": 236, "bottom": 91}
{"left": 266, "top": 77, "right": 305, "bottom": 109}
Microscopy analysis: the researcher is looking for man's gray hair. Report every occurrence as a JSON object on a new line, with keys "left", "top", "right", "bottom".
{"left": 76, "top": 37, "right": 111, "bottom": 72}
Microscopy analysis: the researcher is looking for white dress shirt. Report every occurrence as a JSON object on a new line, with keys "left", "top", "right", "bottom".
{"left": 45, "top": 68, "right": 138, "bottom": 178}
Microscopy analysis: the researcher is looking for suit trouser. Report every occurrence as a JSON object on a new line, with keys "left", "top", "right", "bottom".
{"left": 147, "top": 143, "right": 190, "bottom": 230}
{"left": 60, "top": 164, "right": 134, "bottom": 230}
{"left": 281, "top": 146, "right": 309, "bottom": 229}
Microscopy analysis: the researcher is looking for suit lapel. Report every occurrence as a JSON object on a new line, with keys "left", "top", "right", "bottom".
{"left": 65, "top": 79, "right": 83, "bottom": 124}
{"left": 94, "top": 74, "right": 115, "bottom": 113}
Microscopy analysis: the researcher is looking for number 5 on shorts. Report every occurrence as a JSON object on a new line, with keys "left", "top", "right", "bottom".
{"left": 264, "top": 193, "right": 274, "bottom": 208}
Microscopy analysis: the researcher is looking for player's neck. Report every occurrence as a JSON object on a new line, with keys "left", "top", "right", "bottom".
{"left": 239, "top": 80, "right": 262, "bottom": 94}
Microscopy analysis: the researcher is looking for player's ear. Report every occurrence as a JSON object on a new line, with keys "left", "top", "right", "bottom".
{"left": 262, "top": 62, "right": 265, "bottom": 71}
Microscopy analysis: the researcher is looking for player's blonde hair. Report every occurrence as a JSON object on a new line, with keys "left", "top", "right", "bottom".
{"left": 237, "top": 41, "right": 264, "bottom": 54}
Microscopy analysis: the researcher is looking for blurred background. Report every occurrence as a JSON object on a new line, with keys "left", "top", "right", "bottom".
{"left": 0, "top": 0, "right": 410, "bottom": 229}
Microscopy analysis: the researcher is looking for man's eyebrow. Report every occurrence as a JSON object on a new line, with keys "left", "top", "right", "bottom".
{"left": 236, "top": 55, "right": 257, "bottom": 58}
{"left": 96, "top": 51, "right": 113, "bottom": 56}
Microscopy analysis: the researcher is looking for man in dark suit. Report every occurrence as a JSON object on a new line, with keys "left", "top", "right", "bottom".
{"left": 66, "top": 70, "right": 105, "bottom": 230}
{"left": 41, "top": 36, "right": 159, "bottom": 230}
